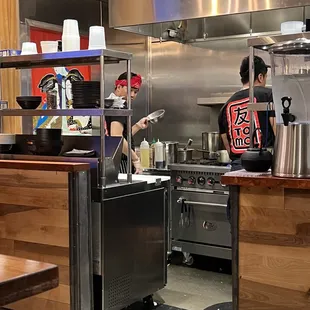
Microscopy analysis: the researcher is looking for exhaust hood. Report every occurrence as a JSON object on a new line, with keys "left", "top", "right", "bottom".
{"left": 109, "top": 0, "right": 310, "bottom": 28}
{"left": 109, "top": 0, "right": 310, "bottom": 41}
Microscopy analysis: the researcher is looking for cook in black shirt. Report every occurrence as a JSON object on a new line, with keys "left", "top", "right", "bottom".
{"left": 218, "top": 55, "right": 276, "bottom": 221}
{"left": 105, "top": 72, "right": 148, "bottom": 174}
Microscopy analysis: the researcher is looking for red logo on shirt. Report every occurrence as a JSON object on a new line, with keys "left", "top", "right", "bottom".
{"left": 226, "top": 97, "right": 261, "bottom": 154}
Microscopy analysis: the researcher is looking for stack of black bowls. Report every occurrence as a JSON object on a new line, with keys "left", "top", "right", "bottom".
{"left": 72, "top": 81, "right": 100, "bottom": 109}
{"left": 35, "top": 128, "right": 63, "bottom": 156}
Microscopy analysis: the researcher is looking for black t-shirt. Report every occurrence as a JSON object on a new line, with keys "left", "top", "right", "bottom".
{"left": 218, "top": 86, "right": 275, "bottom": 161}
{"left": 105, "top": 107, "right": 135, "bottom": 159}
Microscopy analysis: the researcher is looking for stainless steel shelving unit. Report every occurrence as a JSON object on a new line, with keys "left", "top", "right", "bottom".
{"left": 0, "top": 108, "right": 133, "bottom": 117}
{"left": 0, "top": 49, "right": 132, "bottom": 68}
{"left": 247, "top": 32, "right": 310, "bottom": 49}
{"left": 0, "top": 49, "right": 134, "bottom": 187}
{"left": 247, "top": 32, "right": 310, "bottom": 146}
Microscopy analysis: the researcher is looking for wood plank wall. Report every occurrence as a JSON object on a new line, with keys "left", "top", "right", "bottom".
{"left": 0, "top": 169, "right": 70, "bottom": 310}
{"left": 238, "top": 186, "right": 310, "bottom": 310}
{"left": 0, "top": 0, "right": 21, "bottom": 133}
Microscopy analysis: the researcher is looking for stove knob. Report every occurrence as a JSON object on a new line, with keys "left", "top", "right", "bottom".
{"left": 207, "top": 177, "right": 215, "bottom": 186}
{"left": 197, "top": 176, "right": 206, "bottom": 186}
{"left": 188, "top": 176, "right": 196, "bottom": 185}
{"left": 220, "top": 181, "right": 227, "bottom": 188}
{"left": 176, "top": 176, "right": 183, "bottom": 184}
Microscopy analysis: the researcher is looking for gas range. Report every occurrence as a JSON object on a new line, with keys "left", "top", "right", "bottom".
{"left": 169, "top": 162, "right": 231, "bottom": 263}
{"left": 169, "top": 163, "right": 230, "bottom": 192}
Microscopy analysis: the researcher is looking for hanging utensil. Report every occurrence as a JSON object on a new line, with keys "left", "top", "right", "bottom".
{"left": 183, "top": 138, "right": 193, "bottom": 151}
{"left": 179, "top": 199, "right": 185, "bottom": 228}
{"left": 178, "top": 138, "right": 194, "bottom": 163}
{"left": 184, "top": 204, "right": 191, "bottom": 228}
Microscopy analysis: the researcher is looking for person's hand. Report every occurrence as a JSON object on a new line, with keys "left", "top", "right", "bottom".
{"left": 136, "top": 117, "right": 149, "bottom": 130}
{"left": 133, "top": 158, "right": 142, "bottom": 174}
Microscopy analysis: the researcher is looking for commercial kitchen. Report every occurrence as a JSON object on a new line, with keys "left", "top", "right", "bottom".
{"left": 0, "top": 1, "right": 310, "bottom": 310}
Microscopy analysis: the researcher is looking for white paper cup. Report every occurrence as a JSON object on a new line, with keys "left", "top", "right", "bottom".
{"left": 62, "top": 35, "right": 80, "bottom": 51}
{"left": 88, "top": 26, "right": 106, "bottom": 50}
{"left": 40, "top": 41, "right": 58, "bottom": 53}
{"left": 63, "top": 19, "right": 80, "bottom": 36}
{"left": 21, "top": 42, "right": 38, "bottom": 55}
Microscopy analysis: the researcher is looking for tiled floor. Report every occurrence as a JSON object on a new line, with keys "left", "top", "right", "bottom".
{"left": 157, "top": 260, "right": 232, "bottom": 310}
{"left": 126, "top": 255, "right": 232, "bottom": 310}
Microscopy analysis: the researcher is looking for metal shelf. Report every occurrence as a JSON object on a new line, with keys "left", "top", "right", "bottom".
{"left": 0, "top": 49, "right": 132, "bottom": 69}
{"left": 197, "top": 97, "right": 230, "bottom": 106}
{"left": 0, "top": 108, "right": 133, "bottom": 117}
{"left": 248, "top": 32, "right": 310, "bottom": 49}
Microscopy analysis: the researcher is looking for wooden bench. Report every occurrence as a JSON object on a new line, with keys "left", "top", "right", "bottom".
{"left": 0, "top": 254, "right": 59, "bottom": 307}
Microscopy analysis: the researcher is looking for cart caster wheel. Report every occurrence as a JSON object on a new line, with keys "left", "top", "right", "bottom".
{"left": 143, "top": 295, "right": 155, "bottom": 309}
{"left": 183, "top": 255, "right": 194, "bottom": 266}
{"left": 167, "top": 254, "right": 172, "bottom": 266}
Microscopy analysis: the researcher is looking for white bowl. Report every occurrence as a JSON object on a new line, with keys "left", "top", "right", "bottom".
{"left": 281, "top": 21, "right": 304, "bottom": 35}
{"left": 40, "top": 41, "right": 58, "bottom": 53}
{"left": 21, "top": 42, "right": 37, "bottom": 55}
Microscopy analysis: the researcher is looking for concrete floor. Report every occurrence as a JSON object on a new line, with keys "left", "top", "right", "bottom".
{"left": 156, "top": 257, "right": 232, "bottom": 310}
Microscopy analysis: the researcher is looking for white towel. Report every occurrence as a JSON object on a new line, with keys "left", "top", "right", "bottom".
{"left": 106, "top": 92, "right": 126, "bottom": 108}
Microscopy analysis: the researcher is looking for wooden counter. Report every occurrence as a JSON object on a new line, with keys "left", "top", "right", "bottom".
{"left": 0, "top": 254, "right": 59, "bottom": 306}
{"left": 221, "top": 170, "right": 310, "bottom": 310}
{"left": 0, "top": 160, "right": 92, "bottom": 310}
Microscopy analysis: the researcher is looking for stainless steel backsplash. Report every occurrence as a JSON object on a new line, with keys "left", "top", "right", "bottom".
{"left": 96, "top": 36, "right": 260, "bottom": 147}
{"left": 18, "top": 0, "right": 273, "bottom": 147}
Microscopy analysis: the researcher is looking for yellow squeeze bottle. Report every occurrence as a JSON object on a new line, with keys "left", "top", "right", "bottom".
{"left": 140, "top": 138, "right": 150, "bottom": 169}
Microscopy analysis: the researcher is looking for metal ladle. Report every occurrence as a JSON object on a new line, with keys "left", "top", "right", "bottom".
{"left": 183, "top": 138, "right": 193, "bottom": 150}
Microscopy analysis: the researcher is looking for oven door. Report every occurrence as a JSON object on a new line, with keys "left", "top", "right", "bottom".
{"left": 171, "top": 190, "right": 231, "bottom": 247}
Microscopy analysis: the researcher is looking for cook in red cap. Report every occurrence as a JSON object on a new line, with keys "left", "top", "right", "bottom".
{"left": 105, "top": 72, "right": 148, "bottom": 174}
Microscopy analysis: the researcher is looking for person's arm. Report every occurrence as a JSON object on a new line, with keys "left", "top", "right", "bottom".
{"left": 110, "top": 121, "right": 142, "bottom": 173}
{"left": 268, "top": 94, "right": 276, "bottom": 135}
{"left": 269, "top": 116, "right": 276, "bottom": 135}
{"left": 218, "top": 105, "right": 230, "bottom": 153}
{"left": 221, "top": 134, "right": 231, "bottom": 153}
{"left": 132, "top": 117, "right": 148, "bottom": 136}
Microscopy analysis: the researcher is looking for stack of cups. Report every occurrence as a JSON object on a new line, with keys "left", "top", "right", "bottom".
{"left": 62, "top": 19, "right": 80, "bottom": 52}
{"left": 88, "top": 26, "right": 106, "bottom": 50}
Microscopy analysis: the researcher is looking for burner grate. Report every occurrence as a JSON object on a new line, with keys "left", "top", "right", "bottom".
{"left": 182, "top": 159, "right": 230, "bottom": 167}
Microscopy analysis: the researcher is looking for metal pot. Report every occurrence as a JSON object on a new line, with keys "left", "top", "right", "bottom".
{"left": 217, "top": 150, "right": 231, "bottom": 163}
{"left": 202, "top": 132, "right": 219, "bottom": 159}
{"left": 0, "top": 134, "right": 16, "bottom": 154}
{"left": 202, "top": 132, "right": 219, "bottom": 151}
{"left": 163, "top": 141, "right": 178, "bottom": 167}
{"left": 178, "top": 149, "right": 194, "bottom": 163}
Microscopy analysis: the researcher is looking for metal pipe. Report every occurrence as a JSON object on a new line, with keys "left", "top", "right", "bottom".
{"left": 177, "top": 200, "right": 227, "bottom": 208}
{"left": 203, "top": 18, "right": 207, "bottom": 40}
{"left": 249, "top": 46, "right": 255, "bottom": 147}
{"left": 127, "top": 60, "right": 132, "bottom": 182}
{"left": 99, "top": 0, "right": 103, "bottom": 26}
{"left": 99, "top": 55, "right": 106, "bottom": 188}
{"left": 146, "top": 36, "right": 152, "bottom": 140}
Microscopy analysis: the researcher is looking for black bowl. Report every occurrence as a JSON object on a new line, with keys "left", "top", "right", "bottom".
{"left": 16, "top": 96, "right": 42, "bottom": 109}
{"left": 35, "top": 140, "right": 63, "bottom": 156}
{"left": 36, "top": 128, "right": 62, "bottom": 140}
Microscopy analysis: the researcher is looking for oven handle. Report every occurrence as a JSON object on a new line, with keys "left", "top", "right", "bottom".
{"left": 177, "top": 198, "right": 226, "bottom": 208}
